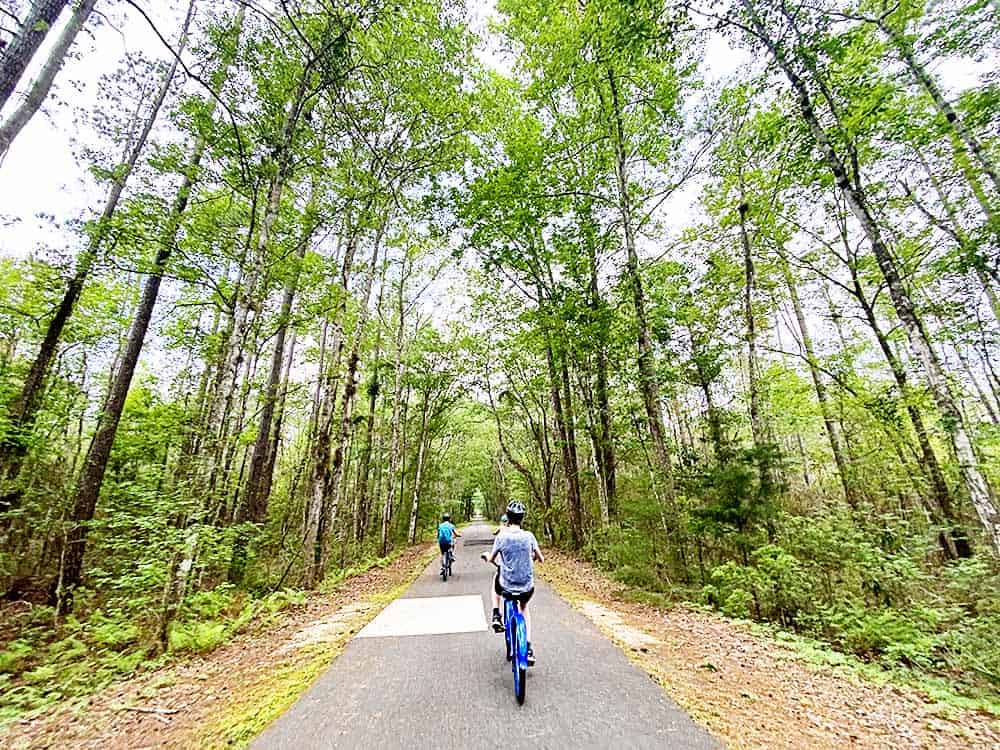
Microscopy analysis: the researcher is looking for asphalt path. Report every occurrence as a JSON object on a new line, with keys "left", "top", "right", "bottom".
{"left": 252, "top": 524, "right": 720, "bottom": 749}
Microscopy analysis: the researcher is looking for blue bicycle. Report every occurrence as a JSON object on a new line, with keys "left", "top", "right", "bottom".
{"left": 441, "top": 545, "right": 454, "bottom": 581}
{"left": 486, "top": 560, "right": 528, "bottom": 704}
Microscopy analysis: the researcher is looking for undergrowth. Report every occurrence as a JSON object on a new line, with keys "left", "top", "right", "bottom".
{"left": 583, "top": 508, "right": 1000, "bottom": 716}
{"left": 0, "top": 550, "right": 408, "bottom": 730}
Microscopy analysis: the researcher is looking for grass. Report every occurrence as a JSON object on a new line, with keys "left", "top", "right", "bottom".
{"left": 748, "top": 620, "right": 1000, "bottom": 718}
{"left": 0, "top": 544, "right": 435, "bottom": 734}
{"left": 197, "top": 545, "right": 435, "bottom": 749}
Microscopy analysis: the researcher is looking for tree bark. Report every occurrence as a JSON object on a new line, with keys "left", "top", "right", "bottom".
{"left": 303, "top": 235, "right": 358, "bottom": 586}
{"left": 739, "top": 198, "right": 768, "bottom": 449}
{"left": 780, "top": 260, "right": 856, "bottom": 506}
{"left": 845, "top": 254, "right": 970, "bottom": 558}
{"left": 406, "top": 396, "right": 430, "bottom": 544}
{"left": 52, "top": 136, "right": 202, "bottom": 613}
{"left": 380, "top": 259, "right": 409, "bottom": 555}
{"left": 315, "top": 223, "right": 384, "bottom": 578}
{"left": 585, "top": 231, "right": 616, "bottom": 517}
{"left": 606, "top": 66, "right": 675, "bottom": 501}
{"left": 881, "top": 21, "right": 1000, "bottom": 198}
{"left": 0, "top": 0, "right": 68, "bottom": 110}
{"left": 0, "top": 0, "right": 98, "bottom": 157}
{"left": 228, "top": 222, "right": 314, "bottom": 583}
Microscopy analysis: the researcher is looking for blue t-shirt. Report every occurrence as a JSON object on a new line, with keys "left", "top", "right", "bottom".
{"left": 490, "top": 528, "right": 540, "bottom": 594}
{"left": 437, "top": 522, "right": 456, "bottom": 544}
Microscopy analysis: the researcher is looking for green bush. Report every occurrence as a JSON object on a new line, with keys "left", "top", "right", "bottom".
{"left": 168, "top": 620, "right": 228, "bottom": 653}
{"left": 0, "top": 641, "right": 32, "bottom": 673}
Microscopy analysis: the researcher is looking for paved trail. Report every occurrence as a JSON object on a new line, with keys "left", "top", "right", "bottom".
{"left": 252, "top": 524, "right": 719, "bottom": 749}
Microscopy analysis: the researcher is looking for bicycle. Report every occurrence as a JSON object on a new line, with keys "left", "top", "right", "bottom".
{"left": 440, "top": 545, "right": 454, "bottom": 581}
{"left": 485, "top": 559, "right": 528, "bottom": 704}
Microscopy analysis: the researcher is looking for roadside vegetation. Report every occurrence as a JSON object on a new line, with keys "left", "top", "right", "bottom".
{"left": 1, "top": 0, "right": 999, "bottom": 734}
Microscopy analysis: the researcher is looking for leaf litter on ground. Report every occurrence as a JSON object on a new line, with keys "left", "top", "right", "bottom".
{"left": 1, "top": 544, "right": 434, "bottom": 750}
{"left": 539, "top": 549, "right": 1000, "bottom": 750}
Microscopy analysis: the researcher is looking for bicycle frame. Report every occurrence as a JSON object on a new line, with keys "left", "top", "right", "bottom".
{"left": 485, "top": 559, "right": 528, "bottom": 703}
{"left": 502, "top": 593, "right": 529, "bottom": 703}
{"left": 441, "top": 546, "right": 454, "bottom": 581}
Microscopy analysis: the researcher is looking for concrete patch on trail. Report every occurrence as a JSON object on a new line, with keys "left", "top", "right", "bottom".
{"left": 576, "top": 600, "right": 663, "bottom": 650}
{"left": 357, "top": 595, "right": 487, "bottom": 638}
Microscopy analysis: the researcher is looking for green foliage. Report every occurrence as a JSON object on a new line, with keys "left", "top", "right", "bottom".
{"left": 168, "top": 620, "right": 228, "bottom": 653}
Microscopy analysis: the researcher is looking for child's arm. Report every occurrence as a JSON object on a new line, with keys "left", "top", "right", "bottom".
{"left": 532, "top": 535, "right": 544, "bottom": 562}
{"left": 482, "top": 535, "right": 502, "bottom": 564}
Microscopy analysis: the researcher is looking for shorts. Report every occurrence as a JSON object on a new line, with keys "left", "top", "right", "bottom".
{"left": 494, "top": 573, "right": 533, "bottom": 604}
{"left": 439, "top": 540, "right": 453, "bottom": 554}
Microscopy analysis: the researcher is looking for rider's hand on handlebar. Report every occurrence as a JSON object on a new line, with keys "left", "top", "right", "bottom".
{"left": 480, "top": 552, "right": 488, "bottom": 562}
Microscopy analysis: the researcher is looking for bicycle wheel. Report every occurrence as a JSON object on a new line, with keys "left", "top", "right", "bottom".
{"left": 512, "top": 612, "right": 528, "bottom": 704}
{"left": 504, "top": 601, "right": 513, "bottom": 662}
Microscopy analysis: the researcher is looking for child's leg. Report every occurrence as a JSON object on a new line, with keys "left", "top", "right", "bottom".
{"left": 491, "top": 574, "right": 501, "bottom": 611}
{"left": 520, "top": 600, "right": 531, "bottom": 643}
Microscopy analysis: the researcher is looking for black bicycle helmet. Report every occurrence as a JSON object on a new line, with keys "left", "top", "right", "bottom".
{"left": 442, "top": 512, "right": 451, "bottom": 521}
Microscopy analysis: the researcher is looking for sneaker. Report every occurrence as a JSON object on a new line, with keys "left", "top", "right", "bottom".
{"left": 491, "top": 612, "right": 504, "bottom": 633}
{"left": 527, "top": 645, "right": 535, "bottom": 666}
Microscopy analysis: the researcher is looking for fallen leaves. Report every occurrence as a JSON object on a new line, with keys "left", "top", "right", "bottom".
{"left": 540, "top": 549, "right": 1000, "bottom": 750}
{"left": 1, "top": 544, "right": 433, "bottom": 750}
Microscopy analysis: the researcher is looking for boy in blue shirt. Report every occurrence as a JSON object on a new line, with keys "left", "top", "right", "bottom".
{"left": 437, "top": 513, "right": 460, "bottom": 572}
{"left": 481, "top": 501, "right": 543, "bottom": 665}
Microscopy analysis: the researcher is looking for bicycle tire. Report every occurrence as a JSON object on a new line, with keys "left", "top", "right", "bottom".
{"left": 504, "top": 601, "right": 513, "bottom": 662}
{"left": 512, "top": 612, "right": 528, "bottom": 704}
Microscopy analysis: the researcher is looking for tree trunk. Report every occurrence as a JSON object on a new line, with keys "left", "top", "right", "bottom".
{"left": 743, "top": 0, "right": 1000, "bottom": 553}
{"left": 52, "top": 159, "right": 197, "bottom": 613}
{"left": 0, "top": 1, "right": 195, "bottom": 514}
{"left": 0, "top": 0, "right": 68, "bottom": 110}
{"left": 0, "top": 0, "right": 98, "bottom": 157}
{"left": 586, "top": 233, "right": 616, "bottom": 517}
{"left": 380, "top": 260, "right": 409, "bottom": 555}
{"left": 303, "top": 231, "right": 360, "bottom": 586}
{"left": 406, "top": 397, "right": 430, "bottom": 544}
{"left": 846, "top": 257, "right": 970, "bottom": 558}
{"left": 486, "top": 369, "right": 543, "bottom": 508}
{"left": 241, "top": 225, "right": 313, "bottom": 524}
{"left": 315, "top": 224, "right": 385, "bottom": 578}
{"left": 203, "top": 67, "right": 310, "bottom": 486}
{"left": 541, "top": 322, "right": 582, "bottom": 548}
{"left": 353, "top": 268, "right": 387, "bottom": 544}
{"left": 739, "top": 198, "right": 768, "bottom": 449}
{"left": 606, "top": 66, "right": 675, "bottom": 501}
{"left": 882, "top": 22, "right": 1000, "bottom": 198}
{"left": 228, "top": 223, "right": 313, "bottom": 583}
{"left": 781, "top": 260, "right": 856, "bottom": 506}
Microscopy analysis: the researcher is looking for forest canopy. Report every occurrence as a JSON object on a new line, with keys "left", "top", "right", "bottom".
{"left": 1, "top": 0, "right": 999, "bottom": 721}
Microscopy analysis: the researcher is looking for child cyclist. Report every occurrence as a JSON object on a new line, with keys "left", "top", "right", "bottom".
{"left": 437, "top": 513, "right": 460, "bottom": 572}
{"left": 481, "top": 501, "right": 543, "bottom": 665}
